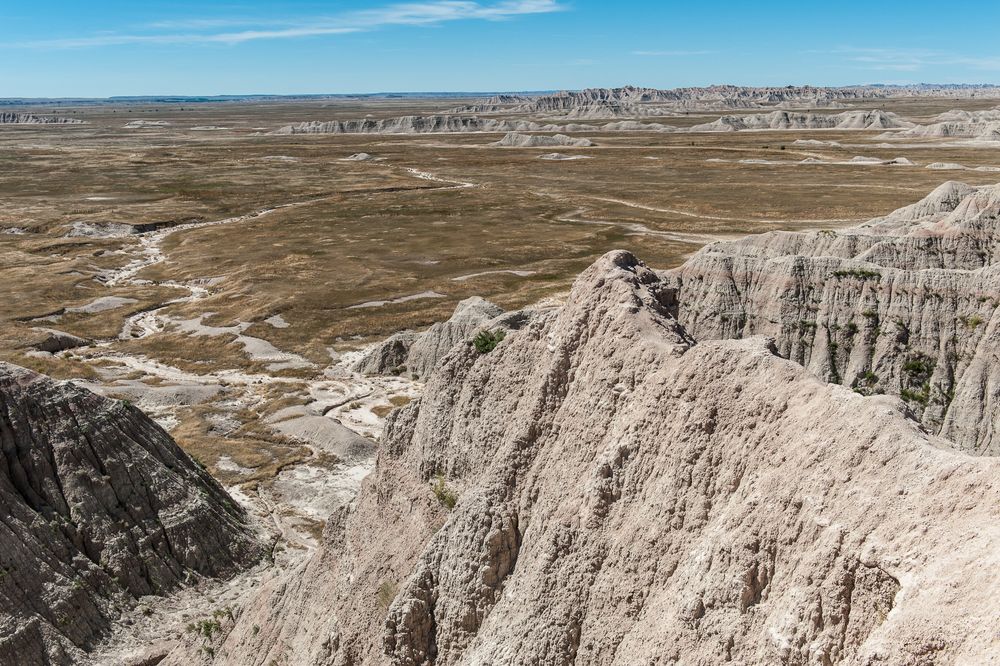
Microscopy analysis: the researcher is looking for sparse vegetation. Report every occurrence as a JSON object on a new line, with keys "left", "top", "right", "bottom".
{"left": 431, "top": 473, "right": 458, "bottom": 509}
{"left": 377, "top": 581, "right": 398, "bottom": 609}
{"left": 903, "top": 355, "right": 935, "bottom": 379}
{"left": 832, "top": 268, "right": 881, "bottom": 280}
{"left": 473, "top": 329, "right": 506, "bottom": 354}
{"left": 961, "top": 314, "right": 983, "bottom": 329}
{"left": 187, "top": 618, "right": 223, "bottom": 640}
{"left": 901, "top": 385, "right": 930, "bottom": 406}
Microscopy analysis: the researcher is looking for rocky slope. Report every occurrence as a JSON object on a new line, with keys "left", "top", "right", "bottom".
{"left": 0, "top": 363, "right": 260, "bottom": 664}
{"left": 688, "top": 109, "right": 911, "bottom": 132}
{"left": 662, "top": 181, "right": 1000, "bottom": 454}
{"left": 353, "top": 296, "right": 536, "bottom": 379}
{"left": 0, "top": 112, "right": 84, "bottom": 125}
{"left": 888, "top": 108, "right": 1000, "bottom": 141}
{"left": 165, "top": 248, "right": 1000, "bottom": 665}
{"left": 492, "top": 132, "right": 594, "bottom": 148}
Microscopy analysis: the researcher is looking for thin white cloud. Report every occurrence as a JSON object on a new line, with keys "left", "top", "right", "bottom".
{"left": 19, "top": 0, "right": 565, "bottom": 49}
{"left": 827, "top": 47, "right": 1000, "bottom": 72}
{"left": 632, "top": 50, "right": 714, "bottom": 57}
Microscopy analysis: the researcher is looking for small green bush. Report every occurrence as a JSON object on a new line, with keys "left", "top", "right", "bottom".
{"left": 431, "top": 474, "right": 458, "bottom": 509}
{"left": 473, "top": 329, "right": 506, "bottom": 354}
{"left": 832, "top": 268, "right": 881, "bottom": 280}
{"left": 903, "top": 356, "right": 934, "bottom": 378}
{"left": 962, "top": 315, "right": 983, "bottom": 329}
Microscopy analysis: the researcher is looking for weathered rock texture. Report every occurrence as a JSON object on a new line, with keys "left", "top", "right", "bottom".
{"left": 889, "top": 108, "right": 1000, "bottom": 141}
{"left": 0, "top": 113, "right": 84, "bottom": 125}
{"left": 0, "top": 363, "right": 260, "bottom": 664}
{"left": 271, "top": 116, "right": 591, "bottom": 135}
{"left": 27, "top": 328, "right": 89, "bottom": 353}
{"left": 688, "top": 110, "right": 911, "bottom": 132}
{"left": 450, "top": 84, "right": 1000, "bottom": 115}
{"left": 354, "top": 297, "right": 519, "bottom": 379}
{"left": 169, "top": 248, "right": 1000, "bottom": 665}
{"left": 492, "top": 132, "right": 594, "bottom": 148}
{"left": 662, "top": 181, "right": 1000, "bottom": 454}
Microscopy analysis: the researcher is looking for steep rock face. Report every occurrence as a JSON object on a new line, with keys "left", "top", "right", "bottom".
{"left": 353, "top": 297, "right": 509, "bottom": 379}
{"left": 0, "top": 363, "right": 260, "bottom": 664}
{"left": 352, "top": 331, "right": 419, "bottom": 376}
{"left": 171, "top": 251, "right": 1000, "bottom": 665}
{"left": 662, "top": 181, "right": 1000, "bottom": 454}
{"left": 689, "top": 109, "right": 911, "bottom": 132}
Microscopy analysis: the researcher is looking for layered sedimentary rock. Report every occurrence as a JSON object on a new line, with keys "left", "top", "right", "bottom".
{"left": 662, "top": 181, "right": 1000, "bottom": 454}
{"left": 492, "top": 132, "right": 594, "bottom": 147}
{"left": 0, "top": 113, "right": 84, "bottom": 125}
{"left": 274, "top": 113, "right": 678, "bottom": 136}
{"left": 168, "top": 248, "right": 1000, "bottom": 665}
{"left": 688, "top": 109, "right": 911, "bottom": 132}
{"left": 0, "top": 363, "right": 260, "bottom": 664}
{"left": 450, "top": 84, "right": 1000, "bottom": 115}
{"left": 270, "top": 115, "right": 588, "bottom": 135}
{"left": 889, "top": 108, "right": 1000, "bottom": 141}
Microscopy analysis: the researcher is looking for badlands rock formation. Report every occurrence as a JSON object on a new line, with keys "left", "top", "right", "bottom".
{"left": 889, "top": 108, "right": 1000, "bottom": 141}
{"left": 663, "top": 181, "right": 1000, "bottom": 454}
{"left": 166, "top": 245, "right": 1000, "bottom": 665}
{"left": 353, "top": 296, "right": 536, "bottom": 379}
{"left": 451, "top": 84, "right": 1000, "bottom": 115}
{"left": 0, "top": 363, "right": 260, "bottom": 664}
{"left": 271, "top": 115, "right": 577, "bottom": 135}
{"left": 688, "top": 110, "right": 911, "bottom": 132}
{"left": 274, "top": 114, "right": 679, "bottom": 136}
{"left": 0, "top": 112, "right": 83, "bottom": 125}
{"left": 492, "top": 132, "right": 594, "bottom": 148}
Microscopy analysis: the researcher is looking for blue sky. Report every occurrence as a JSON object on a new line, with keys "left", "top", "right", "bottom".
{"left": 3, "top": 1, "right": 1000, "bottom": 97}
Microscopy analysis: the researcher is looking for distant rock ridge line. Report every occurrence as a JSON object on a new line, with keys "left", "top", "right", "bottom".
{"left": 449, "top": 84, "right": 1000, "bottom": 114}
{"left": 0, "top": 112, "right": 84, "bottom": 125}
{"left": 688, "top": 109, "right": 912, "bottom": 132}
{"left": 273, "top": 108, "right": 916, "bottom": 136}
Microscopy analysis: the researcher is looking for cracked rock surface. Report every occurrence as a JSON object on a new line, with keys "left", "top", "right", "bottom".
{"left": 0, "top": 363, "right": 261, "bottom": 665}
{"left": 663, "top": 181, "right": 1000, "bottom": 454}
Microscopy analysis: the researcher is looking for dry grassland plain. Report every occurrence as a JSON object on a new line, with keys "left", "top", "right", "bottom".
{"left": 3, "top": 95, "right": 1000, "bottom": 547}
